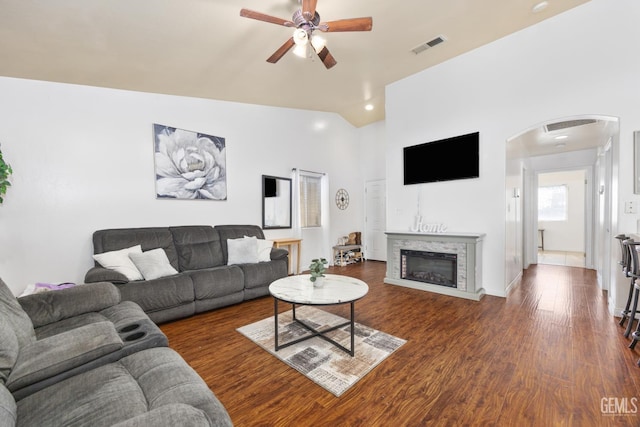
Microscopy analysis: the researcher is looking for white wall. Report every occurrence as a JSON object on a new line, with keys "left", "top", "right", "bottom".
{"left": 0, "top": 77, "right": 363, "bottom": 295}
{"left": 359, "top": 120, "right": 386, "bottom": 183}
{"left": 385, "top": 0, "right": 640, "bottom": 300}
{"left": 537, "top": 170, "right": 586, "bottom": 253}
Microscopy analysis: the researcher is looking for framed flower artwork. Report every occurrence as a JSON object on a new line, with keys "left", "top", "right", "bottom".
{"left": 153, "top": 124, "right": 227, "bottom": 200}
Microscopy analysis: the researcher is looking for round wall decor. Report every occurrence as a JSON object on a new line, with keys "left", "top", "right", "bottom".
{"left": 335, "top": 188, "right": 349, "bottom": 210}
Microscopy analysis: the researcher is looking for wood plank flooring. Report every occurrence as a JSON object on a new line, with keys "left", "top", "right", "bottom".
{"left": 160, "top": 261, "right": 640, "bottom": 426}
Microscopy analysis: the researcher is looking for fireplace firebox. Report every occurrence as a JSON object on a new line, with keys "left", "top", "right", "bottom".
{"left": 400, "top": 249, "right": 457, "bottom": 288}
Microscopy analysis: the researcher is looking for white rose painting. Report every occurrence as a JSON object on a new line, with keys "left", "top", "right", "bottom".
{"left": 153, "top": 124, "right": 227, "bottom": 200}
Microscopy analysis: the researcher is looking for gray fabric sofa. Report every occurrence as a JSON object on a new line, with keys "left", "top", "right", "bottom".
{"left": 0, "top": 277, "right": 233, "bottom": 426}
{"left": 85, "top": 225, "right": 288, "bottom": 324}
{"left": 1, "top": 279, "right": 167, "bottom": 400}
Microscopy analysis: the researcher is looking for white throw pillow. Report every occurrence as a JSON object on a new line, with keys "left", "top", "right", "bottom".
{"left": 227, "top": 237, "right": 258, "bottom": 265}
{"left": 243, "top": 235, "right": 273, "bottom": 263}
{"left": 256, "top": 239, "right": 274, "bottom": 262}
{"left": 93, "top": 245, "right": 144, "bottom": 281}
{"left": 128, "top": 248, "right": 178, "bottom": 281}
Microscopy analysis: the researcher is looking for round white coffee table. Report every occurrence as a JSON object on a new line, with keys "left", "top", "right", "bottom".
{"left": 269, "top": 274, "right": 369, "bottom": 356}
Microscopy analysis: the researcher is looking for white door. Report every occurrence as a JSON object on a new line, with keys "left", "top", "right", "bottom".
{"left": 365, "top": 180, "right": 387, "bottom": 261}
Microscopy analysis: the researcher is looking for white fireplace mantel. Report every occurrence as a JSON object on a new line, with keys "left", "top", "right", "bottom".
{"left": 384, "top": 231, "right": 485, "bottom": 301}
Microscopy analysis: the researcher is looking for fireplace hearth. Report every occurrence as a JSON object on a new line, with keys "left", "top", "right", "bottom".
{"left": 401, "top": 250, "right": 457, "bottom": 288}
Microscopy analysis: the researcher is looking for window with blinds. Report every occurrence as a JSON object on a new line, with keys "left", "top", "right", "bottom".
{"left": 299, "top": 173, "right": 322, "bottom": 227}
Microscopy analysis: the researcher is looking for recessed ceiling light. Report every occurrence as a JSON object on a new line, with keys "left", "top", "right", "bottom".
{"left": 532, "top": 1, "right": 549, "bottom": 13}
{"left": 554, "top": 135, "right": 568, "bottom": 140}
{"left": 365, "top": 104, "right": 374, "bottom": 111}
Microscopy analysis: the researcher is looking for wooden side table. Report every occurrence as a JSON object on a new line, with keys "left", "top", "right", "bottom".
{"left": 272, "top": 238, "right": 302, "bottom": 275}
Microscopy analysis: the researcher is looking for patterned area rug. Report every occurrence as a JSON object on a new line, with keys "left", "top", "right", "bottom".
{"left": 237, "top": 306, "right": 406, "bottom": 397}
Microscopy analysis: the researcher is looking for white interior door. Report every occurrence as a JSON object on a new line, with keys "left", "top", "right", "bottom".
{"left": 365, "top": 180, "right": 386, "bottom": 261}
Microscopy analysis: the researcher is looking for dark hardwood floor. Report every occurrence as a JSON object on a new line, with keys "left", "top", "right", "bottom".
{"left": 160, "top": 261, "right": 640, "bottom": 426}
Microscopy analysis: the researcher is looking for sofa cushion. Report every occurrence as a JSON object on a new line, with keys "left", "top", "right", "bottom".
{"left": 18, "top": 282, "right": 121, "bottom": 329}
{"left": 15, "top": 347, "right": 232, "bottom": 427}
{"left": 32, "top": 312, "right": 109, "bottom": 340}
{"left": 117, "top": 275, "right": 195, "bottom": 314}
{"left": 226, "top": 237, "right": 258, "bottom": 265}
{"left": 0, "top": 385, "right": 16, "bottom": 427}
{"left": 92, "top": 228, "right": 179, "bottom": 271}
{"left": 170, "top": 226, "right": 224, "bottom": 271}
{"left": 6, "top": 322, "right": 123, "bottom": 393}
{"left": 93, "top": 245, "right": 144, "bottom": 281}
{"left": 0, "top": 278, "right": 35, "bottom": 348}
{"left": 129, "top": 249, "right": 179, "bottom": 280}
{"left": 239, "top": 260, "right": 288, "bottom": 290}
{"left": 0, "top": 324, "right": 18, "bottom": 385}
{"left": 188, "top": 267, "right": 245, "bottom": 301}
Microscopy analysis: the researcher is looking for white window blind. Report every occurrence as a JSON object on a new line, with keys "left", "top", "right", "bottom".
{"left": 299, "top": 173, "right": 322, "bottom": 228}
{"left": 538, "top": 185, "right": 568, "bottom": 221}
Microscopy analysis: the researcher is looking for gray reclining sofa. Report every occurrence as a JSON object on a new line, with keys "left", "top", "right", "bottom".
{"left": 85, "top": 225, "right": 288, "bottom": 323}
{"left": 0, "top": 277, "right": 232, "bottom": 426}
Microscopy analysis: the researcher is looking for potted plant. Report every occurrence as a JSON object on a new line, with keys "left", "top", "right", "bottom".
{"left": 0, "top": 145, "right": 12, "bottom": 204}
{"left": 309, "top": 258, "right": 328, "bottom": 286}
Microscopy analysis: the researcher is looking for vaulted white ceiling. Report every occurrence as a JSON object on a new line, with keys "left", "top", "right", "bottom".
{"left": 0, "top": 0, "right": 590, "bottom": 127}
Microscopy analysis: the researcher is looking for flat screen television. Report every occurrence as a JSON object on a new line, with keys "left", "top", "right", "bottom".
{"left": 403, "top": 132, "right": 479, "bottom": 185}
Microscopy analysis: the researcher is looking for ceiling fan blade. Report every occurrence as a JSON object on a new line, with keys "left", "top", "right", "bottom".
{"left": 302, "top": 0, "right": 318, "bottom": 21}
{"left": 267, "top": 38, "right": 295, "bottom": 64}
{"left": 240, "top": 9, "right": 294, "bottom": 27}
{"left": 316, "top": 46, "right": 337, "bottom": 69}
{"left": 319, "top": 17, "right": 373, "bottom": 32}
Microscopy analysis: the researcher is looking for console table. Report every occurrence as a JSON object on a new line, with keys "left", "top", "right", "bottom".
{"left": 272, "top": 237, "right": 302, "bottom": 275}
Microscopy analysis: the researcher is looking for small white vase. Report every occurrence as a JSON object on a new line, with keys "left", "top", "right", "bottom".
{"left": 313, "top": 276, "right": 324, "bottom": 288}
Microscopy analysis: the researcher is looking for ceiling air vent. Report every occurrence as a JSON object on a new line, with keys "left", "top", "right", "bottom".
{"left": 411, "top": 36, "right": 446, "bottom": 55}
{"left": 545, "top": 119, "right": 597, "bottom": 132}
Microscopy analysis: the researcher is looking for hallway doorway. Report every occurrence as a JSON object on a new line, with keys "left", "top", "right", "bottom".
{"left": 504, "top": 115, "right": 619, "bottom": 294}
{"left": 537, "top": 169, "right": 587, "bottom": 267}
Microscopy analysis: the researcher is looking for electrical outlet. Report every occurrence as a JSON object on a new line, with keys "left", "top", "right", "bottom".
{"left": 625, "top": 201, "right": 638, "bottom": 214}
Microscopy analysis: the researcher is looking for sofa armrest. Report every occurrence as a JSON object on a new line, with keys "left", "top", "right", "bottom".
{"left": 18, "top": 282, "right": 121, "bottom": 328}
{"left": 6, "top": 321, "right": 123, "bottom": 393}
{"left": 270, "top": 248, "right": 288, "bottom": 261}
{"left": 85, "top": 266, "right": 129, "bottom": 284}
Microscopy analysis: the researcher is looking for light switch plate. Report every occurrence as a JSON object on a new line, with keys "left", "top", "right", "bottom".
{"left": 625, "top": 200, "right": 638, "bottom": 214}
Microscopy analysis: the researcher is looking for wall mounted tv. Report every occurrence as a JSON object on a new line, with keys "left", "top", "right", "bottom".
{"left": 403, "top": 132, "right": 479, "bottom": 185}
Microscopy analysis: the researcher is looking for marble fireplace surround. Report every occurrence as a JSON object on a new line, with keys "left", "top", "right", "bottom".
{"left": 385, "top": 231, "right": 485, "bottom": 301}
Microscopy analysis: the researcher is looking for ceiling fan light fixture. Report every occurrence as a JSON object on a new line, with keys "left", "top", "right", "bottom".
{"left": 292, "top": 28, "right": 309, "bottom": 46}
{"left": 293, "top": 43, "right": 310, "bottom": 58}
{"left": 310, "top": 34, "right": 326, "bottom": 53}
